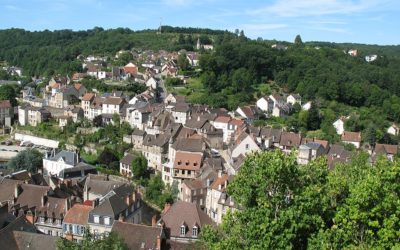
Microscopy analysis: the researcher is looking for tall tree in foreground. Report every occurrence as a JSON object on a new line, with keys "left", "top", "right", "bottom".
{"left": 201, "top": 150, "right": 400, "bottom": 249}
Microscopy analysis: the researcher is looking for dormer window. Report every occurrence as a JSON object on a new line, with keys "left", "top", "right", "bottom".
{"left": 94, "top": 215, "right": 100, "bottom": 224}
{"left": 192, "top": 226, "right": 198, "bottom": 237}
{"left": 180, "top": 224, "right": 186, "bottom": 236}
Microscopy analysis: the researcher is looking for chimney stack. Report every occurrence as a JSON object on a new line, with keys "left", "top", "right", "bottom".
{"left": 151, "top": 215, "right": 157, "bottom": 227}
{"left": 14, "top": 184, "right": 21, "bottom": 199}
{"left": 156, "top": 235, "right": 161, "bottom": 250}
{"left": 163, "top": 203, "right": 171, "bottom": 214}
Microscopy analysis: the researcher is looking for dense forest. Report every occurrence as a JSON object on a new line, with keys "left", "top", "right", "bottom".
{"left": 0, "top": 27, "right": 233, "bottom": 76}
{"left": 1, "top": 27, "right": 400, "bottom": 144}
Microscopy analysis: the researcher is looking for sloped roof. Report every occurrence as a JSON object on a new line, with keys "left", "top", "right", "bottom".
{"left": 120, "top": 154, "right": 136, "bottom": 166}
{"left": 160, "top": 201, "right": 213, "bottom": 238}
{"left": 0, "top": 216, "right": 37, "bottom": 250}
{"left": 172, "top": 137, "right": 204, "bottom": 152}
{"left": 82, "top": 92, "right": 95, "bottom": 101}
{"left": 112, "top": 221, "right": 163, "bottom": 250}
{"left": 174, "top": 151, "right": 203, "bottom": 171}
{"left": 0, "top": 178, "right": 23, "bottom": 204}
{"left": 375, "top": 143, "right": 398, "bottom": 155}
{"left": 48, "top": 150, "right": 78, "bottom": 166}
{"left": 341, "top": 131, "right": 361, "bottom": 142}
{"left": 13, "top": 184, "right": 51, "bottom": 211}
{"left": 280, "top": 132, "right": 302, "bottom": 147}
{"left": 63, "top": 204, "right": 93, "bottom": 225}
{"left": 13, "top": 231, "right": 58, "bottom": 250}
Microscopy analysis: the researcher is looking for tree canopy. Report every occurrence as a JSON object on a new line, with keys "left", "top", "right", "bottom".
{"left": 201, "top": 150, "right": 400, "bottom": 249}
{"left": 7, "top": 149, "right": 43, "bottom": 172}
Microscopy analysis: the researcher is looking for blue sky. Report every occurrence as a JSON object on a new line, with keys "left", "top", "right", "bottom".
{"left": 0, "top": 0, "right": 399, "bottom": 45}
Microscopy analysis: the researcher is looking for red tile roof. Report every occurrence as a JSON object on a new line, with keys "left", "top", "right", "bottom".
{"left": 63, "top": 204, "right": 93, "bottom": 225}
{"left": 214, "top": 116, "right": 231, "bottom": 123}
{"left": 341, "top": 131, "right": 361, "bottom": 142}
{"left": 375, "top": 143, "right": 398, "bottom": 155}
{"left": 0, "top": 100, "right": 11, "bottom": 109}
{"left": 174, "top": 151, "right": 203, "bottom": 171}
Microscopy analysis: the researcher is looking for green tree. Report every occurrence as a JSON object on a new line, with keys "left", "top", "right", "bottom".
{"left": 177, "top": 53, "right": 190, "bottom": 71}
{"left": 0, "top": 84, "right": 17, "bottom": 106}
{"left": 57, "top": 229, "right": 128, "bottom": 250}
{"left": 294, "top": 34, "right": 303, "bottom": 46}
{"left": 131, "top": 153, "right": 148, "bottom": 179}
{"left": 307, "top": 105, "right": 321, "bottom": 130}
{"left": 7, "top": 149, "right": 43, "bottom": 172}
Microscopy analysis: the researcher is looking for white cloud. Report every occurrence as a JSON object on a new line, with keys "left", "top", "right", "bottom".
{"left": 251, "top": 0, "right": 395, "bottom": 17}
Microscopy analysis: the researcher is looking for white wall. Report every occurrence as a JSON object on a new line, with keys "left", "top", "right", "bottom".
{"left": 14, "top": 133, "right": 59, "bottom": 148}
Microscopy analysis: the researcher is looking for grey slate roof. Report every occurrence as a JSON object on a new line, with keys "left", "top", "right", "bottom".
{"left": 47, "top": 150, "right": 78, "bottom": 166}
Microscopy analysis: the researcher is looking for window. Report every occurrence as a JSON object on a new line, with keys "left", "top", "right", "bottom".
{"left": 104, "top": 217, "right": 110, "bottom": 225}
{"left": 39, "top": 217, "right": 45, "bottom": 223}
{"left": 80, "top": 226, "right": 85, "bottom": 235}
{"left": 192, "top": 226, "right": 198, "bottom": 237}
{"left": 63, "top": 223, "right": 67, "bottom": 232}
{"left": 69, "top": 224, "right": 73, "bottom": 233}
{"left": 180, "top": 225, "right": 186, "bottom": 236}
{"left": 245, "top": 144, "right": 250, "bottom": 150}
{"left": 94, "top": 215, "right": 100, "bottom": 224}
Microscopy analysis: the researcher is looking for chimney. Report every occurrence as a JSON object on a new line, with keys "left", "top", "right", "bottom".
{"left": 25, "top": 211, "right": 35, "bottom": 224}
{"left": 163, "top": 203, "right": 171, "bottom": 214}
{"left": 156, "top": 235, "right": 161, "bottom": 250}
{"left": 151, "top": 215, "right": 157, "bottom": 227}
{"left": 14, "top": 184, "right": 21, "bottom": 199}
{"left": 41, "top": 195, "right": 47, "bottom": 207}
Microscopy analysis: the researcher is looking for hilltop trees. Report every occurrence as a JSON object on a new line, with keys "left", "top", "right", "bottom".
{"left": 201, "top": 150, "right": 400, "bottom": 249}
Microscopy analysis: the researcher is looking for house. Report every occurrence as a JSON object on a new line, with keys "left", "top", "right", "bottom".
{"left": 279, "top": 132, "right": 302, "bottom": 153}
{"left": 387, "top": 123, "right": 399, "bottom": 136}
{"left": 271, "top": 44, "right": 288, "bottom": 50}
{"left": 146, "top": 77, "right": 158, "bottom": 90}
{"left": 42, "top": 150, "right": 80, "bottom": 177}
{"left": 341, "top": 131, "right": 362, "bottom": 148}
{"left": 63, "top": 106, "right": 84, "bottom": 123}
{"left": 212, "top": 116, "right": 232, "bottom": 143}
{"left": 253, "top": 127, "right": 282, "bottom": 149}
{"left": 18, "top": 105, "right": 51, "bottom": 127}
{"left": 83, "top": 174, "right": 125, "bottom": 201}
{"left": 171, "top": 102, "right": 190, "bottom": 125}
{"left": 333, "top": 116, "right": 348, "bottom": 135}
{"left": 256, "top": 96, "right": 272, "bottom": 113}
{"left": 0, "top": 100, "right": 11, "bottom": 126}
{"left": 102, "top": 96, "right": 126, "bottom": 115}
{"left": 365, "top": 54, "right": 378, "bottom": 62}
{"left": 235, "top": 105, "right": 258, "bottom": 123}
{"left": 186, "top": 52, "right": 199, "bottom": 67}
{"left": 132, "top": 129, "right": 147, "bottom": 149}
{"left": 297, "top": 142, "right": 325, "bottom": 165}
{"left": 89, "top": 96, "right": 104, "bottom": 120}
{"left": 164, "top": 94, "right": 186, "bottom": 105}
{"left": 87, "top": 184, "right": 142, "bottom": 237}
{"left": 348, "top": 49, "right": 358, "bottom": 57}
{"left": 158, "top": 201, "right": 213, "bottom": 243}
{"left": 286, "top": 94, "right": 302, "bottom": 105}
{"left": 58, "top": 162, "right": 97, "bottom": 181}
{"left": 205, "top": 174, "right": 235, "bottom": 224}
{"left": 62, "top": 203, "right": 93, "bottom": 242}
{"left": 373, "top": 143, "right": 398, "bottom": 161}
{"left": 34, "top": 196, "right": 70, "bottom": 237}
{"left": 112, "top": 221, "right": 165, "bottom": 250}
{"left": 272, "top": 103, "right": 291, "bottom": 118}
{"left": 302, "top": 101, "right": 312, "bottom": 111}
{"left": 81, "top": 92, "right": 95, "bottom": 119}
{"left": 228, "top": 131, "right": 260, "bottom": 158}
{"left": 120, "top": 153, "right": 136, "bottom": 177}
{"left": 327, "top": 144, "right": 352, "bottom": 169}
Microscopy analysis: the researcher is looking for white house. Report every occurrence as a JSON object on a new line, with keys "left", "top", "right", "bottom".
{"left": 256, "top": 96, "right": 272, "bottom": 113}
{"left": 212, "top": 116, "right": 231, "bottom": 143}
{"left": 333, "top": 117, "right": 348, "bottom": 135}
{"left": 302, "top": 101, "right": 312, "bottom": 111}
{"left": 341, "top": 131, "right": 362, "bottom": 149}
{"left": 43, "top": 150, "right": 79, "bottom": 177}
{"left": 387, "top": 124, "right": 399, "bottom": 136}
{"left": 229, "top": 132, "right": 260, "bottom": 158}
{"left": 145, "top": 77, "right": 158, "bottom": 90}
{"left": 102, "top": 97, "right": 125, "bottom": 115}
{"left": 286, "top": 94, "right": 302, "bottom": 105}
{"left": 365, "top": 55, "right": 378, "bottom": 62}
